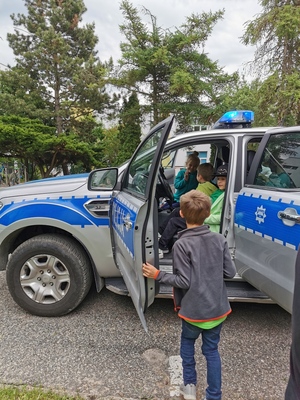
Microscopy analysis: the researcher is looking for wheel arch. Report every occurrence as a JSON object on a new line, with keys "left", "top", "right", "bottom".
{"left": 0, "top": 220, "right": 104, "bottom": 292}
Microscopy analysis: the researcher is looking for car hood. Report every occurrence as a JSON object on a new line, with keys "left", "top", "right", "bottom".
{"left": 0, "top": 173, "right": 89, "bottom": 199}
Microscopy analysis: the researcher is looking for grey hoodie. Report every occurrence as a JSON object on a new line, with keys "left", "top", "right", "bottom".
{"left": 156, "top": 225, "right": 236, "bottom": 322}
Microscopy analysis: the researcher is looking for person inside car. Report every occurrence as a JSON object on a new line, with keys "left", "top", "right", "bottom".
{"left": 171, "top": 152, "right": 200, "bottom": 208}
{"left": 159, "top": 163, "right": 217, "bottom": 235}
{"left": 158, "top": 164, "right": 228, "bottom": 253}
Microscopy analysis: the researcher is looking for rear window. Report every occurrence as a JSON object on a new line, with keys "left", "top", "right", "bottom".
{"left": 253, "top": 132, "right": 300, "bottom": 188}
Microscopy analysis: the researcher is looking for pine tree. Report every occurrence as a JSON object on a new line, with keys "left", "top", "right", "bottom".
{"left": 115, "top": 0, "right": 236, "bottom": 130}
{"left": 242, "top": 0, "right": 300, "bottom": 125}
{"left": 2, "top": 0, "right": 109, "bottom": 174}
{"left": 117, "top": 92, "right": 141, "bottom": 164}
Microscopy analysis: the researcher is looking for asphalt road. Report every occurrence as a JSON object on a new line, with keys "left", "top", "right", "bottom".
{"left": 0, "top": 270, "right": 292, "bottom": 400}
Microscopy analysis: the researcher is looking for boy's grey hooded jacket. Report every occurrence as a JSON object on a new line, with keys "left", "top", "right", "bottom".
{"left": 155, "top": 225, "right": 236, "bottom": 322}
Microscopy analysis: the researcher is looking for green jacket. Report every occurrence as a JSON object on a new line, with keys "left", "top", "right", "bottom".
{"left": 204, "top": 191, "right": 224, "bottom": 233}
{"left": 196, "top": 181, "right": 217, "bottom": 196}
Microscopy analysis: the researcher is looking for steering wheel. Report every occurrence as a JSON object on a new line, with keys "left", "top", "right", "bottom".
{"left": 132, "top": 172, "right": 148, "bottom": 194}
{"left": 157, "top": 166, "right": 174, "bottom": 207}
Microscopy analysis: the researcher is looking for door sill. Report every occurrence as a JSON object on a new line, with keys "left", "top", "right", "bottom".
{"left": 104, "top": 276, "right": 274, "bottom": 304}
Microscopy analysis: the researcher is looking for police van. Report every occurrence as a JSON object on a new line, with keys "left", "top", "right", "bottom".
{"left": 2, "top": 111, "right": 299, "bottom": 329}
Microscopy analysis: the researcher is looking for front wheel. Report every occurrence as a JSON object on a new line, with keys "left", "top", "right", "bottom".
{"left": 6, "top": 234, "right": 93, "bottom": 317}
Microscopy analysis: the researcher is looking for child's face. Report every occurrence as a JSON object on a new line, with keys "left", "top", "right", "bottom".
{"left": 186, "top": 160, "right": 198, "bottom": 173}
{"left": 217, "top": 176, "right": 227, "bottom": 190}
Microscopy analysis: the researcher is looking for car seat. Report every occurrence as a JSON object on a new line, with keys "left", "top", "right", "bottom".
{"left": 216, "top": 146, "right": 230, "bottom": 169}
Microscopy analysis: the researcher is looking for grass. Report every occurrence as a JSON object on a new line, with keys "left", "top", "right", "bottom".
{"left": 0, "top": 385, "right": 155, "bottom": 400}
{"left": 0, "top": 386, "right": 84, "bottom": 400}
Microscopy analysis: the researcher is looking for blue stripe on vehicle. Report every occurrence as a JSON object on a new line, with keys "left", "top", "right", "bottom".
{"left": 0, "top": 196, "right": 110, "bottom": 227}
{"left": 235, "top": 191, "right": 300, "bottom": 249}
{"left": 111, "top": 196, "right": 138, "bottom": 258}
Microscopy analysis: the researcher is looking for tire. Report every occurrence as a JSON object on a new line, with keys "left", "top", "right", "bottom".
{"left": 6, "top": 234, "right": 93, "bottom": 317}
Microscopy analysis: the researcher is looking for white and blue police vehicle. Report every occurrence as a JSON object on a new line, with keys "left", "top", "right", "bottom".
{"left": 1, "top": 111, "right": 299, "bottom": 330}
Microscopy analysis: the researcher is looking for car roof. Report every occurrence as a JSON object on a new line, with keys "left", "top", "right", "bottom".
{"left": 164, "top": 127, "right": 274, "bottom": 148}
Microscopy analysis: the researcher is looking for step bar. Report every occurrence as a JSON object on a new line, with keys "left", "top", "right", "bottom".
{"left": 104, "top": 276, "right": 274, "bottom": 304}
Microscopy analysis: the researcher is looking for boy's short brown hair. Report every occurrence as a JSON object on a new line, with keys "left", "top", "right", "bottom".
{"left": 180, "top": 190, "right": 211, "bottom": 225}
{"left": 197, "top": 163, "right": 214, "bottom": 182}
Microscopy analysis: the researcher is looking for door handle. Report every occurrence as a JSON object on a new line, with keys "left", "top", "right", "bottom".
{"left": 278, "top": 208, "right": 300, "bottom": 226}
{"left": 123, "top": 215, "right": 133, "bottom": 230}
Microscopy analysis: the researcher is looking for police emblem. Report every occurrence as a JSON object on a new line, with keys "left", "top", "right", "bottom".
{"left": 255, "top": 205, "right": 266, "bottom": 224}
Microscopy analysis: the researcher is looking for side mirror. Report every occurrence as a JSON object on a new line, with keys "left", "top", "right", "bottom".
{"left": 88, "top": 168, "right": 118, "bottom": 191}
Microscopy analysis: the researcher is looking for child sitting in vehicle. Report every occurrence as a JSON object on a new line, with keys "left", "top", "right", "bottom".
{"left": 195, "top": 162, "right": 218, "bottom": 196}
{"left": 171, "top": 152, "right": 200, "bottom": 207}
{"left": 159, "top": 164, "right": 228, "bottom": 253}
{"left": 159, "top": 163, "right": 217, "bottom": 234}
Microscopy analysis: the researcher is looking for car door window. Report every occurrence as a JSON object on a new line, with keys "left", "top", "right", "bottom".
{"left": 253, "top": 133, "right": 300, "bottom": 188}
{"left": 162, "top": 150, "right": 177, "bottom": 169}
{"left": 124, "top": 128, "right": 164, "bottom": 196}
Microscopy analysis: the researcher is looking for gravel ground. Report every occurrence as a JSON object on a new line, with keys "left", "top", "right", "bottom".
{"left": 0, "top": 270, "right": 291, "bottom": 399}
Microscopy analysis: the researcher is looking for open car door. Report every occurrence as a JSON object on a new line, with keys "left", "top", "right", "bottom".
{"left": 110, "top": 116, "right": 174, "bottom": 331}
{"left": 234, "top": 127, "right": 300, "bottom": 313}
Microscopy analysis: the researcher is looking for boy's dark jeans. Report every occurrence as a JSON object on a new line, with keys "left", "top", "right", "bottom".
{"left": 159, "top": 207, "right": 180, "bottom": 234}
{"left": 180, "top": 319, "right": 223, "bottom": 400}
{"left": 159, "top": 208, "right": 186, "bottom": 249}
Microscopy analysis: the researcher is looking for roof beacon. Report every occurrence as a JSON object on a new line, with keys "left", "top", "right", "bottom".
{"left": 213, "top": 110, "right": 254, "bottom": 129}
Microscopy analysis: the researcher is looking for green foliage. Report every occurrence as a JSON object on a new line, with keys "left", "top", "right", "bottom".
{"left": 0, "top": 115, "right": 101, "bottom": 178}
{"left": 2, "top": 0, "right": 300, "bottom": 176}
{"left": 115, "top": 1, "right": 237, "bottom": 130}
{"left": 99, "top": 126, "right": 121, "bottom": 167}
{"left": 242, "top": 0, "right": 300, "bottom": 125}
{"left": 0, "top": 0, "right": 110, "bottom": 175}
{"left": 117, "top": 92, "right": 141, "bottom": 164}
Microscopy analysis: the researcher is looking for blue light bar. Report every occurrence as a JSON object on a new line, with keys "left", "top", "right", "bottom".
{"left": 213, "top": 110, "right": 254, "bottom": 129}
{"left": 219, "top": 110, "right": 254, "bottom": 123}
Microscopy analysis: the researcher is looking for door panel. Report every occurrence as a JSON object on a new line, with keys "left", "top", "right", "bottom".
{"left": 110, "top": 116, "right": 174, "bottom": 331}
{"left": 234, "top": 130, "right": 300, "bottom": 313}
{"left": 234, "top": 187, "right": 299, "bottom": 312}
{"left": 111, "top": 192, "right": 148, "bottom": 329}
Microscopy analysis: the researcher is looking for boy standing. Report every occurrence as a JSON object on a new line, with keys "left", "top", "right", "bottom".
{"left": 143, "top": 190, "right": 236, "bottom": 400}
